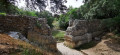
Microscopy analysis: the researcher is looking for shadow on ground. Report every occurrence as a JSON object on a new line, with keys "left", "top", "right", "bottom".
{"left": 104, "top": 40, "right": 120, "bottom": 52}
{"left": 75, "top": 40, "right": 101, "bottom": 50}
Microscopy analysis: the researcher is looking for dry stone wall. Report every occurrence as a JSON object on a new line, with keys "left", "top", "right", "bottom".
{"left": 0, "top": 15, "right": 61, "bottom": 55}
{"left": 64, "top": 19, "right": 104, "bottom": 48}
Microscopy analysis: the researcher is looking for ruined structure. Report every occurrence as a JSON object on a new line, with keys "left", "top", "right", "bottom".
{"left": 64, "top": 19, "right": 104, "bottom": 48}
{"left": 0, "top": 15, "right": 60, "bottom": 55}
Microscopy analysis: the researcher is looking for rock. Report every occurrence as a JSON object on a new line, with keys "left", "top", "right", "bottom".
{"left": 64, "top": 19, "right": 104, "bottom": 48}
{"left": 65, "top": 33, "right": 92, "bottom": 48}
{"left": 0, "top": 15, "right": 60, "bottom": 55}
{"left": 7, "top": 31, "right": 29, "bottom": 42}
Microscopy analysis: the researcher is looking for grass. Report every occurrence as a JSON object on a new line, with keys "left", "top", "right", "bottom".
{"left": 21, "top": 49, "right": 43, "bottom": 55}
{"left": 52, "top": 30, "right": 65, "bottom": 42}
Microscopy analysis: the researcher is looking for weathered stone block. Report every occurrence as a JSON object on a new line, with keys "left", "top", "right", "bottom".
{"left": 0, "top": 15, "right": 61, "bottom": 55}
{"left": 64, "top": 19, "right": 104, "bottom": 48}
{"left": 65, "top": 33, "right": 92, "bottom": 48}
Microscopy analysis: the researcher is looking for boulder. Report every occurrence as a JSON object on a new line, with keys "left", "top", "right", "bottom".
{"left": 7, "top": 31, "right": 29, "bottom": 42}
{"left": 64, "top": 19, "right": 104, "bottom": 48}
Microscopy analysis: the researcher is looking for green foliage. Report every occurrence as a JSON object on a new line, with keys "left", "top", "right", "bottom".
{"left": 67, "top": 7, "right": 82, "bottom": 19}
{"left": 58, "top": 16, "right": 69, "bottom": 30}
{"left": 0, "top": 1, "right": 20, "bottom": 14}
{"left": 80, "top": 0, "right": 120, "bottom": 19}
{"left": 36, "top": 11, "right": 54, "bottom": 28}
{"left": 58, "top": 7, "right": 82, "bottom": 30}
{"left": 0, "top": 13, "right": 6, "bottom": 16}
{"left": 19, "top": 10, "right": 37, "bottom": 17}
{"left": 102, "top": 14, "right": 120, "bottom": 32}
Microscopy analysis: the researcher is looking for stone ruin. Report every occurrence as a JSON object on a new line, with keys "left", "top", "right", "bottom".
{"left": 64, "top": 19, "right": 104, "bottom": 48}
{"left": 0, "top": 15, "right": 61, "bottom": 55}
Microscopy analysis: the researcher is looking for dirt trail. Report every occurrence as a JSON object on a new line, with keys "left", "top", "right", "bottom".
{"left": 57, "top": 43, "right": 84, "bottom": 55}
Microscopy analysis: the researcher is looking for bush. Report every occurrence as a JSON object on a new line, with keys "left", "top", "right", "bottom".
{"left": 0, "top": 1, "right": 21, "bottom": 15}
{"left": 102, "top": 15, "right": 120, "bottom": 33}
{"left": 58, "top": 20, "right": 69, "bottom": 30}
{"left": 36, "top": 11, "right": 54, "bottom": 28}
{"left": 57, "top": 7, "right": 83, "bottom": 30}
{"left": 0, "top": 13, "right": 6, "bottom": 16}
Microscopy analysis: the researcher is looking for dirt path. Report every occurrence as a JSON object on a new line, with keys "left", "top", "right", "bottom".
{"left": 57, "top": 43, "right": 84, "bottom": 55}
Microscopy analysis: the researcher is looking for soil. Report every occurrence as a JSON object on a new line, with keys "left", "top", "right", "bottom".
{"left": 81, "top": 39, "right": 120, "bottom": 55}
{"left": 0, "top": 33, "right": 42, "bottom": 55}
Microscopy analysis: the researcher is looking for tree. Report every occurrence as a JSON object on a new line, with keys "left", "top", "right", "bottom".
{"left": 2, "top": 0, "right": 67, "bottom": 14}
{"left": 80, "top": 0, "right": 120, "bottom": 19}
{"left": 0, "top": 0, "right": 19, "bottom": 14}
{"left": 36, "top": 11, "right": 54, "bottom": 28}
{"left": 58, "top": 7, "right": 83, "bottom": 30}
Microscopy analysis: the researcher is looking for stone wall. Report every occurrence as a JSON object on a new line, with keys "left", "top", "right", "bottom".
{"left": 0, "top": 15, "right": 61, "bottom": 55}
{"left": 64, "top": 19, "right": 104, "bottom": 48}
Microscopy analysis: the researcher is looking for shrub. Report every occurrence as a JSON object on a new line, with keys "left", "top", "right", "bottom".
{"left": 36, "top": 11, "right": 54, "bottom": 28}
{"left": 58, "top": 7, "right": 83, "bottom": 30}
{"left": 102, "top": 14, "right": 120, "bottom": 33}
{"left": 58, "top": 20, "right": 69, "bottom": 30}
{"left": 0, "top": 13, "right": 6, "bottom": 16}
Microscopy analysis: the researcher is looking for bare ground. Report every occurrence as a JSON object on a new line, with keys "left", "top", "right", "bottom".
{"left": 0, "top": 33, "right": 43, "bottom": 55}
{"left": 81, "top": 39, "right": 120, "bottom": 55}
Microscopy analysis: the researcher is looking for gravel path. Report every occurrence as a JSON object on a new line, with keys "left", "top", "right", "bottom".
{"left": 57, "top": 43, "right": 84, "bottom": 55}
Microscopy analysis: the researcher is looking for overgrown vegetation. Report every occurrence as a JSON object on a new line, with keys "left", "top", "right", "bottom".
{"left": 102, "top": 14, "right": 120, "bottom": 33}
{"left": 57, "top": 7, "right": 82, "bottom": 30}
{"left": 0, "top": 0, "right": 19, "bottom": 14}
